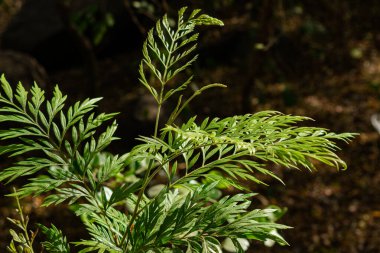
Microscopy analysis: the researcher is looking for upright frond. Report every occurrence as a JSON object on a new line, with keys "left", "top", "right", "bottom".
{"left": 138, "top": 7, "right": 225, "bottom": 124}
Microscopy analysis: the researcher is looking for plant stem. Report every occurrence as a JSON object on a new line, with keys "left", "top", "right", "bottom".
{"left": 121, "top": 73, "right": 165, "bottom": 250}
{"left": 13, "top": 188, "right": 35, "bottom": 253}
{"left": 120, "top": 17, "right": 181, "bottom": 250}
{"left": 154, "top": 103, "right": 161, "bottom": 137}
{"left": 120, "top": 159, "right": 153, "bottom": 248}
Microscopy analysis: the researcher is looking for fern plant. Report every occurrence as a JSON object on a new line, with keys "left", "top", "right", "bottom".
{"left": 0, "top": 7, "right": 355, "bottom": 252}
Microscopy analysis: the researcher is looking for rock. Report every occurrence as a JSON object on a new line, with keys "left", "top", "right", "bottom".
{"left": 0, "top": 50, "right": 48, "bottom": 88}
{"left": 1, "top": 0, "right": 63, "bottom": 52}
{"left": 0, "top": 0, "right": 141, "bottom": 70}
{"left": 0, "top": 0, "right": 82, "bottom": 69}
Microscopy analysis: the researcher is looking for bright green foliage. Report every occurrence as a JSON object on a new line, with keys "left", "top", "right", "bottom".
{"left": 138, "top": 7, "right": 226, "bottom": 135}
{"left": 70, "top": 3, "right": 115, "bottom": 46}
{"left": 1, "top": 7, "right": 355, "bottom": 253}
{"left": 132, "top": 112, "right": 353, "bottom": 190}
{"left": 128, "top": 182, "right": 289, "bottom": 252}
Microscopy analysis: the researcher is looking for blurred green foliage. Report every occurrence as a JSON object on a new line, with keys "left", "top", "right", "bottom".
{"left": 70, "top": 2, "right": 115, "bottom": 45}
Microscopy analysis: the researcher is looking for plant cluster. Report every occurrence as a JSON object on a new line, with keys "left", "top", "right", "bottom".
{"left": 0, "top": 7, "right": 355, "bottom": 253}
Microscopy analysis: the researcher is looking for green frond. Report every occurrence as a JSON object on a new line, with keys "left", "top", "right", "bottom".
{"left": 130, "top": 111, "right": 355, "bottom": 190}
{"left": 6, "top": 189, "right": 38, "bottom": 253}
{"left": 138, "top": 6, "right": 225, "bottom": 125}
{"left": 42, "top": 183, "right": 90, "bottom": 207}
{"left": 74, "top": 207, "right": 128, "bottom": 253}
{"left": 0, "top": 7, "right": 356, "bottom": 253}
{"left": 39, "top": 224, "right": 71, "bottom": 253}
{"left": 0, "top": 75, "right": 120, "bottom": 198}
{"left": 129, "top": 183, "right": 288, "bottom": 253}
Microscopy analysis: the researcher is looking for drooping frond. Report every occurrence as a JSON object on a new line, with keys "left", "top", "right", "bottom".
{"left": 129, "top": 182, "right": 289, "bottom": 253}
{"left": 129, "top": 111, "right": 355, "bottom": 189}
{"left": 39, "top": 224, "right": 71, "bottom": 253}
{"left": 74, "top": 206, "right": 129, "bottom": 253}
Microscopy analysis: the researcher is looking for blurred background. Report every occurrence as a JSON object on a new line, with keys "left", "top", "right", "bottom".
{"left": 0, "top": 0, "right": 379, "bottom": 252}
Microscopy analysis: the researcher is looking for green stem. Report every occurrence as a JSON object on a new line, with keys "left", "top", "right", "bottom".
{"left": 120, "top": 18, "right": 183, "bottom": 250}
{"left": 121, "top": 83, "right": 164, "bottom": 249}
{"left": 13, "top": 188, "right": 35, "bottom": 253}
{"left": 168, "top": 83, "right": 226, "bottom": 125}
{"left": 120, "top": 159, "right": 153, "bottom": 248}
{"left": 154, "top": 103, "right": 162, "bottom": 137}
